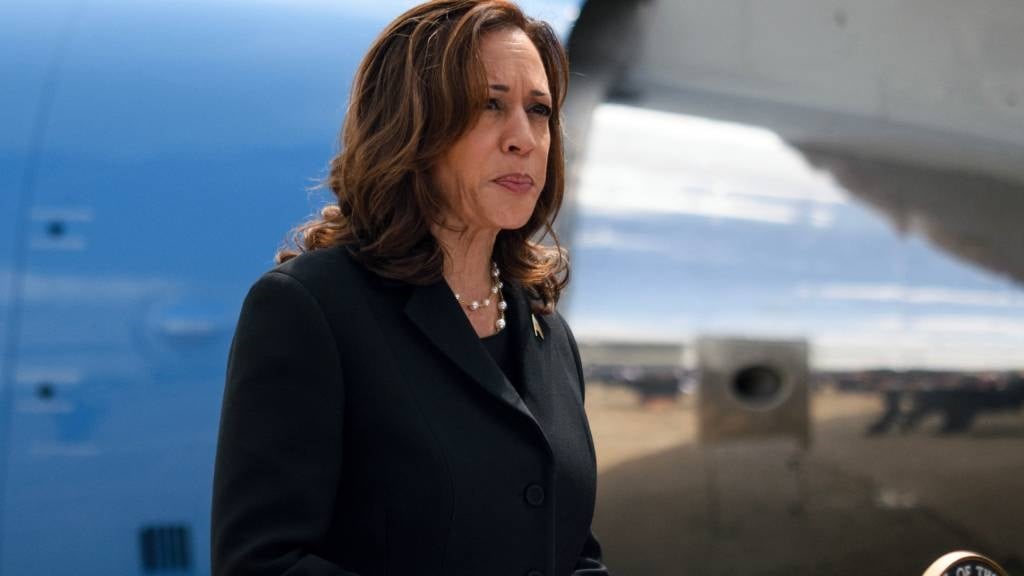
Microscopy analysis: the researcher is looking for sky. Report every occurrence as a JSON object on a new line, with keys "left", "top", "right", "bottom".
{"left": 329, "top": 0, "right": 581, "bottom": 40}
{"left": 566, "top": 104, "right": 1024, "bottom": 371}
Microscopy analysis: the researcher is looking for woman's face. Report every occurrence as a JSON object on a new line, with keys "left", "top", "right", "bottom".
{"left": 434, "top": 27, "right": 552, "bottom": 234}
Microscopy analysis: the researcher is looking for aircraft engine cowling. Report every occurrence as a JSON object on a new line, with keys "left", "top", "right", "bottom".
{"left": 696, "top": 337, "right": 811, "bottom": 448}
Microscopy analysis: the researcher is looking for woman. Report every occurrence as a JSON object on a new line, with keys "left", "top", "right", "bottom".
{"left": 211, "top": 1, "right": 610, "bottom": 575}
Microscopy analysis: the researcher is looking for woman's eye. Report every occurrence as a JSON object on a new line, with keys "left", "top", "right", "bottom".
{"left": 531, "top": 103, "right": 553, "bottom": 117}
{"left": 486, "top": 98, "right": 502, "bottom": 111}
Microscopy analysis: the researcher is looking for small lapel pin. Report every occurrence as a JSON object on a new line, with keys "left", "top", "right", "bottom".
{"left": 531, "top": 314, "right": 544, "bottom": 341}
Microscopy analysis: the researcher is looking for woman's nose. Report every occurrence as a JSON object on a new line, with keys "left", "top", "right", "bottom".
{"left": 502, "top": 109, "right": 536, "bottom": 155}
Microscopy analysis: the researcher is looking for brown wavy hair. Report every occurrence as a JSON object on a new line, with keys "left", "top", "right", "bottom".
{"left": 275, "top": 0, "right": 571, "bottom": 313}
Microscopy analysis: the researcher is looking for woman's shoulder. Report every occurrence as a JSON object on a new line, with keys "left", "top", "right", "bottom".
{"left": 529, "top": 306, "right": 587, "bottom": 397}
{"left": 547, "top": 309, "right": 578, "bottom": 353}
{"left": 510, "top": 283, "right": 576, "bottom": 353}
{"left": 255, "top": 244, "right": 366, "bottom": 304}
{"left": 273, "top": 243, "right": 356, "bottom": 278}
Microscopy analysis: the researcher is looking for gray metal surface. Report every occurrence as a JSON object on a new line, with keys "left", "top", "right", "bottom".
{"left": 563, "top": 0, "right": 1024, "bottom": 285}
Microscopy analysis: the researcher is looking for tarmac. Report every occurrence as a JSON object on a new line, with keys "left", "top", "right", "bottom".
{"left": 585, "top": 385, "right": 1024, "bottom": 576}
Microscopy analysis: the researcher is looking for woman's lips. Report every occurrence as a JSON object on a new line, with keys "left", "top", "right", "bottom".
{"left": 493, "top": 174, "right": 534, "bottom": 193}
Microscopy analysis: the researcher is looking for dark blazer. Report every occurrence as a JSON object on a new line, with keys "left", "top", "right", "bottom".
{"left": 212, "top": 244, "right": 610, "bottom": 576}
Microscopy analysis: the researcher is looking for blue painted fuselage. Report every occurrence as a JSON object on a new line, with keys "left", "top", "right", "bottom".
{"left": 0, "top": 1, "right": 581, "bottom": 574}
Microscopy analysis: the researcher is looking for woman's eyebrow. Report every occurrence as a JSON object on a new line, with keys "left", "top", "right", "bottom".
{"left": 489, "top": 83, "right": 550, "bottom": 98}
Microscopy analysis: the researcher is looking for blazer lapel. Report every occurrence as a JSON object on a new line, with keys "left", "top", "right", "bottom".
{"left": 505, "top": 281, "right": 548, "bottom": 407}
{"left": 404, "top": 279, "right": 537, "bottom": 424}
{"left": 504, "top": 282, "right": 558, "bottom": 460}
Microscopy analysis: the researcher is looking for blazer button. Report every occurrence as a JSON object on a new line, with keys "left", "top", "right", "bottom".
{"left": 524, "top": 484, "right": 545, "bottom": 507}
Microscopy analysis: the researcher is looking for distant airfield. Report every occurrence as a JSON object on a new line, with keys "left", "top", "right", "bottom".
{"left": 580, "top": 353, "right": 1024, "bottom": 575}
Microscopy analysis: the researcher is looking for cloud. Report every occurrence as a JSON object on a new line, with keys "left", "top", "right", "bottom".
{"left": 576, "top": 104, "right": 848, "bottom": 225}
{"left": 910, "top": 315, "right": 1024, "bottom": 337}
{"left": 796, "top": 282, "right": 1024, "bottom": 309}
{"left": 577, "top": 171, "right": 801, "bottom": 224}
{"left": 567, "top": 307, "right": 1024, "bottom": 370}
{"left": 576, "top": 228, "right": 663, "bottom": 252}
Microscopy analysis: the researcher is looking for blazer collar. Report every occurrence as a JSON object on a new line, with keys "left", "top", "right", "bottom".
{"left": 403, "top": 277, "right": 546, "bottom": 430}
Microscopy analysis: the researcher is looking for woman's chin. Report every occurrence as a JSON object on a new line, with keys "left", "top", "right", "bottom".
{"left": 497, "top": 214, "right": 535, "bottom": 232}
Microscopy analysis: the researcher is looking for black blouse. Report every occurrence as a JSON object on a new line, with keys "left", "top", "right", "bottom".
{"left": 480, "top": 323, "right": 521, "bottom": 395}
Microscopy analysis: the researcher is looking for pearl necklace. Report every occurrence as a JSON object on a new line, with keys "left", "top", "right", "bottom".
{"left": 453, "top": 262, "right": 507, "bottom": 332}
